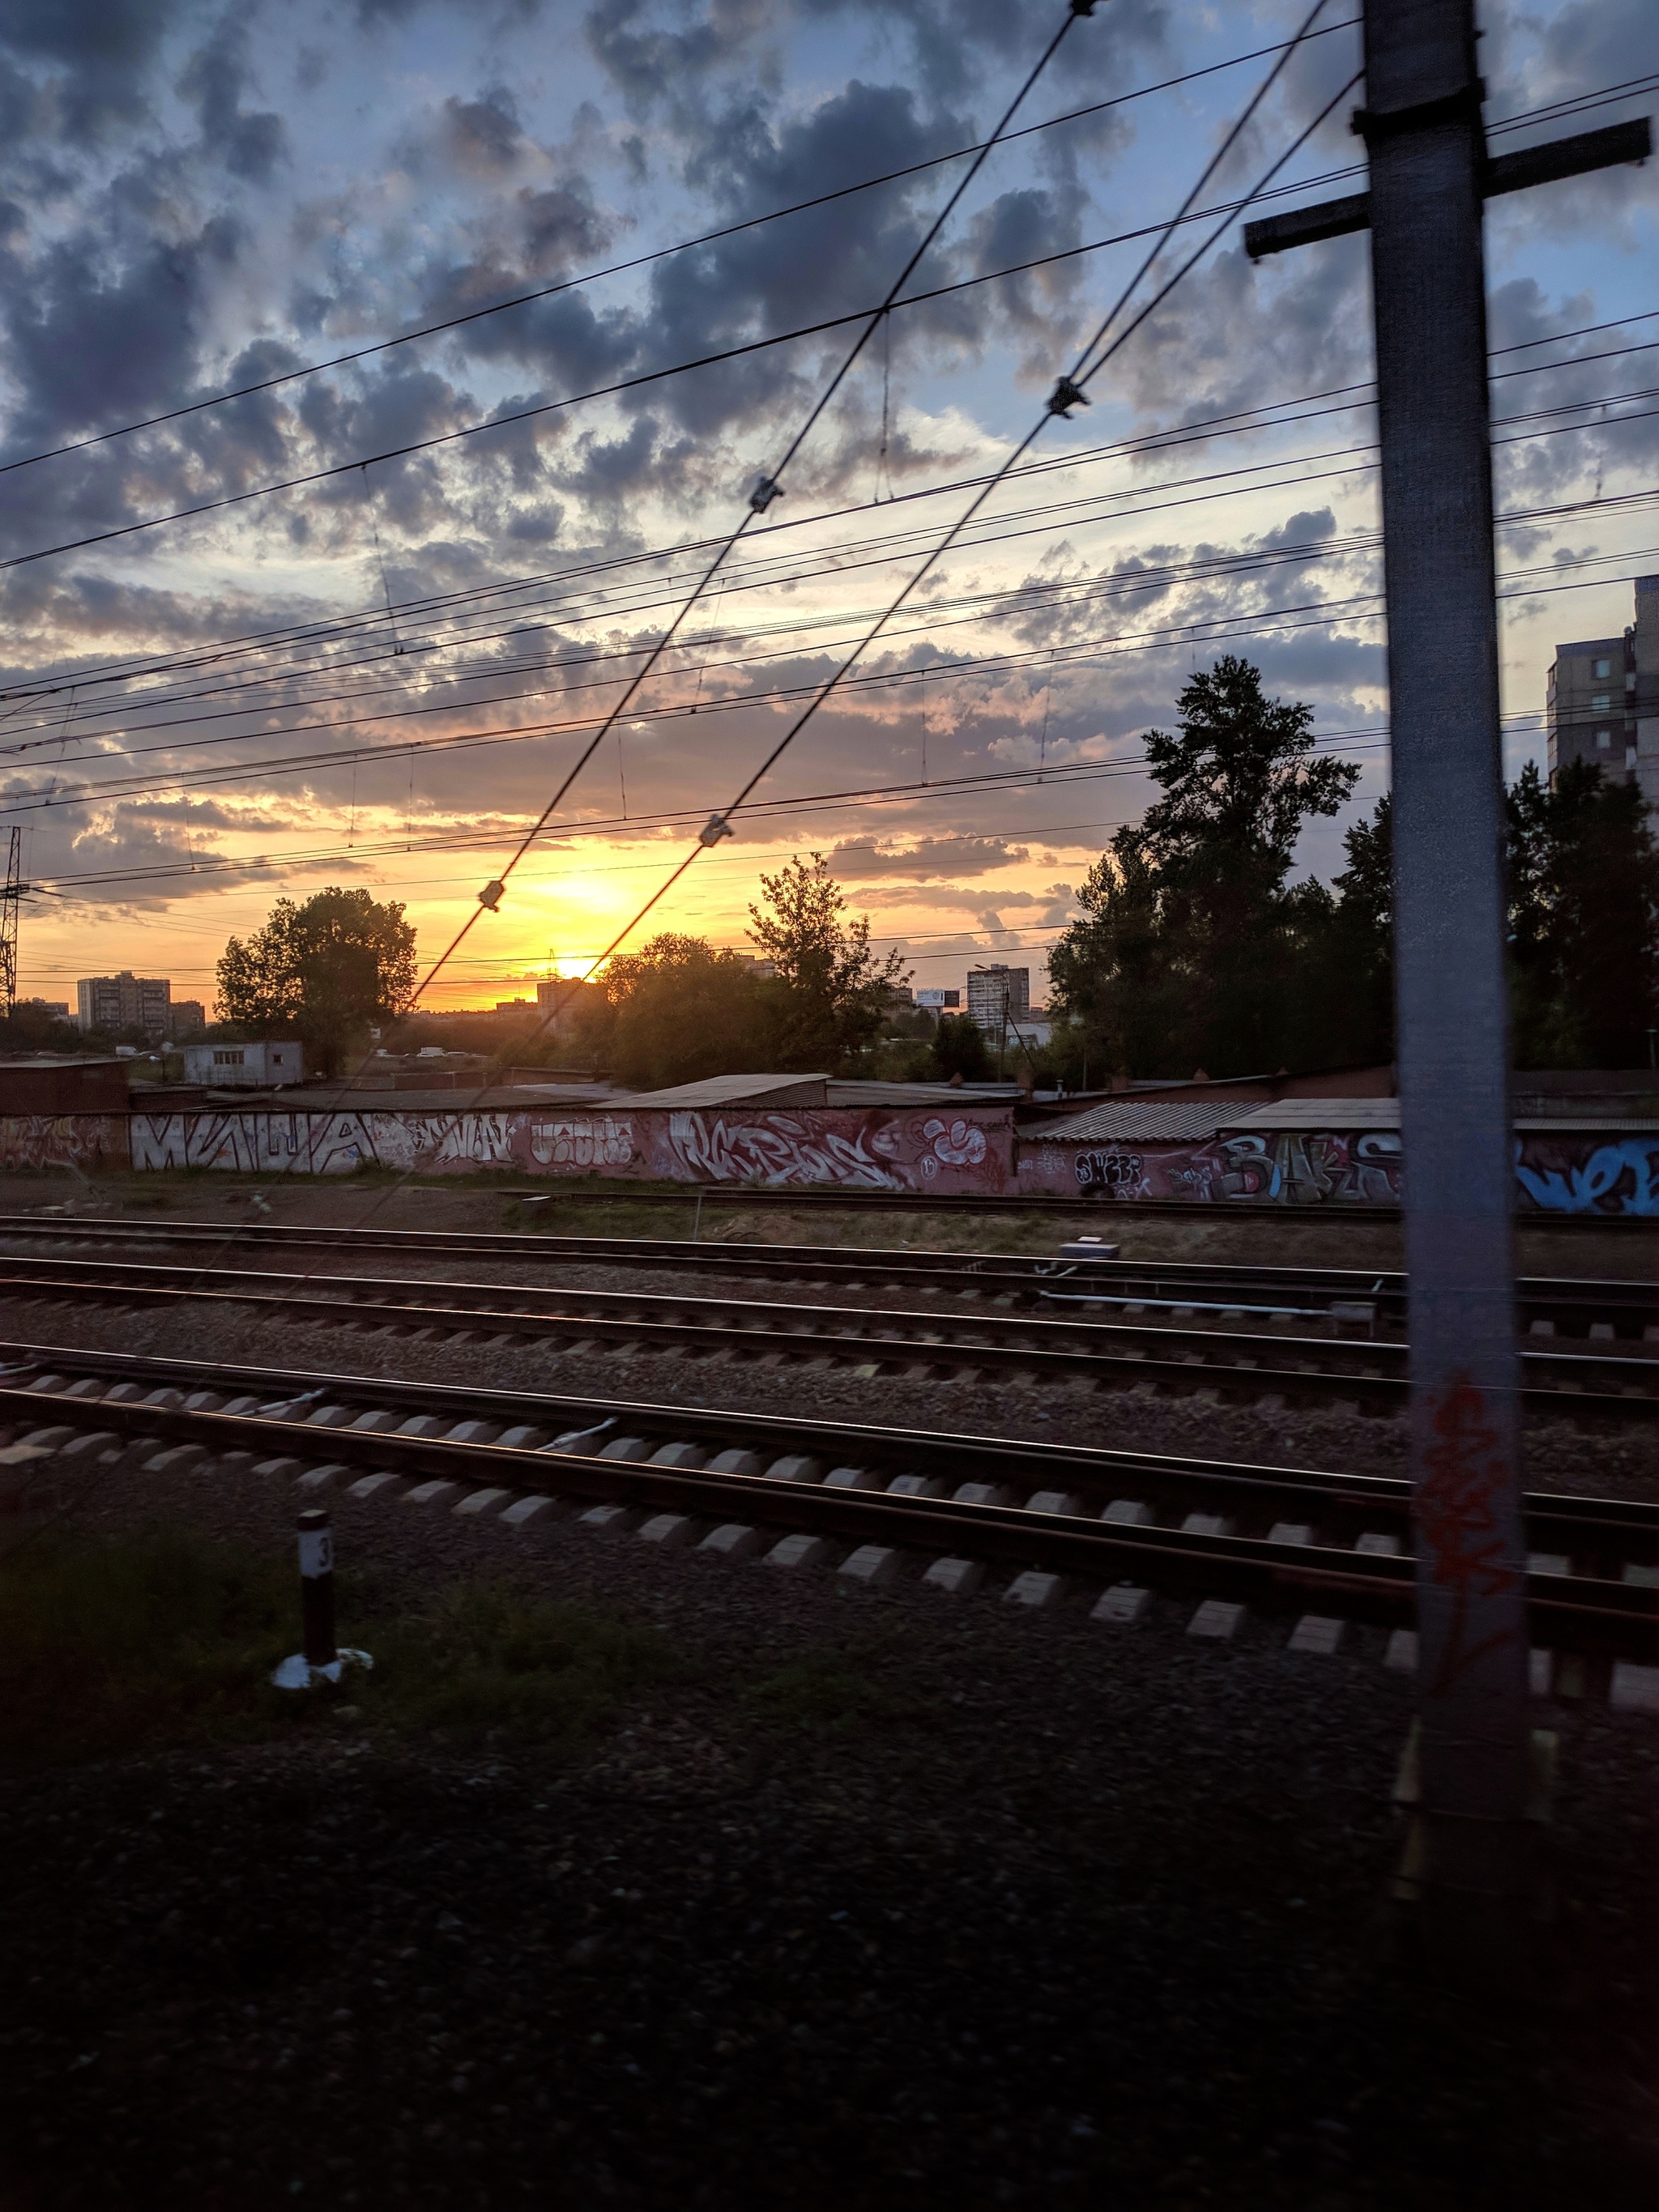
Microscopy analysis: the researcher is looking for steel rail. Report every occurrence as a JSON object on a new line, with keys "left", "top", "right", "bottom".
{"left": 2, "top": 1255, "right": 1657, "bottom": 1419}
{"left": 0, "top": 1215, "right": 1653, "bottom": 1337}
{"left": 4, "top": 1343, "right": 1657, "bottom": 1659}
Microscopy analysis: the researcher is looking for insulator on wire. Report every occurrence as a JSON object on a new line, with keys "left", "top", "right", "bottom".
{"left": 748, "top": 476, "right": 783, "bottom": 513}
{"left": 477, "top": 879, "right": 505, "bottom": 910}
{"left": 699, "top": 813, "right": 734, "bottom": 848}
{"left": 1047, "top": 376, "right": 1090, "bottom": 418}
{"left": 1069, "top": 0, "right": 1098, "bottom": 16}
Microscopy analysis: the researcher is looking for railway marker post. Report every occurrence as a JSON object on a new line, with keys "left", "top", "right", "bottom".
{"left": 1247, "top": 0, "right": 1650, "bottom": 1942}
{"left": 271, "top": 1505, "right": 373, "bottom": 1690}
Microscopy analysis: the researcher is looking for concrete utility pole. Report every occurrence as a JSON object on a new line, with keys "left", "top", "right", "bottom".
{"left": 1247, "top": 2, "right": 1650, "bottom": 1931}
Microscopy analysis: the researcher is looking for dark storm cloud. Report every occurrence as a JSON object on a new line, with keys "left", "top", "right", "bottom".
{"left": 178, "top": 13, "right": 287, "bottom": 184}
{"left": 583, "top": 0, "right": 776, "bottom": 117}
{"left": 0, "top": 200, "right": 243, "bottom": 452}
{"left": 799, "top": 0, "right": 1170, "bottom": 109}
{"left": 0, "top": 0, "right": 183, "bottom": 143}
{"left": 441, "top": 87, "right": 528, "bottom": 176}
{"left": 1110, "top": 234, "right": 1371, "bottom": 434}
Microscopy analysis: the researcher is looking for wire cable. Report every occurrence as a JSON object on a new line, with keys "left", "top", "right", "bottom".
{"left": 0, "top": 22, "right": 1365, "bottom": 484}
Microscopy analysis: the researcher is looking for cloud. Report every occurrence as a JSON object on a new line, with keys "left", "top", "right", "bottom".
{"left": 828, "top": 832, "right": 1030, "bottom": 879}
{"left": 179, "top": 14, "right": 287, "bottom": 185}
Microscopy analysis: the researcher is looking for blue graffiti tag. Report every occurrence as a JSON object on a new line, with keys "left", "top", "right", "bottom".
{"left": 1514, "top": 1136, "right": 1659, "bottom": 1217}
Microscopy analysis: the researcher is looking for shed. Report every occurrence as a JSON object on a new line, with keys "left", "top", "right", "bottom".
{"left": 1029, "top": 1098, "right": 1233, "bottom": 1144}
{"left": 0, "top": 1055, "right": 130, "bottom": 1115}
{"left": 1220, "top": 1098, "right": 1400, "bottom": 1133}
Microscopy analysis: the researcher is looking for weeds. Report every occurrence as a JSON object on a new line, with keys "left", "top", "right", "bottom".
{"left": 744, "top": 1641, "right": 937, "bottom": 1742}
{"left": 0, "top": 1528, "right": 296, "bottom": 1767}
{"left": 0, "top": 1528, "right": 672, "bottom": 1770}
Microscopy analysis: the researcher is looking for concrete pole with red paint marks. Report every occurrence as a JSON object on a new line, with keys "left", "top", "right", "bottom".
{"left": 1243, "top": 2, "right": 1653, "bottom": 1925}
{"left": 1360, "top": 0, "right": 1531, "bottom": 1894}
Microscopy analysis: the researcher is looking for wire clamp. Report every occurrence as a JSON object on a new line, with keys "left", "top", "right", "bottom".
{"left": 1068, "top": 0, "right": 1098, "bottom": 14}
{"left": 748, "top": 476, "right": 784, "bottom": 513}
{"left": 1047, "top": 376, "right": 1090, "bottom": 418}
{"left": 477, "top": 880, "right": 505, "bottom": 911}
{"left": 699, "top": 813, "right": 734, "bottom": 848}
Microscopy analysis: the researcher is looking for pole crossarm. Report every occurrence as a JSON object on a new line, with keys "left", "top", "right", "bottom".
{"left": 1244, "top": 113, "right": 1652, "bottom": 257}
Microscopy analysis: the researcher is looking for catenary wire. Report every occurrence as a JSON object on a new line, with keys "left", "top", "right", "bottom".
{"left": 0, "top": 21, "right": 1368, "bottom": 482}
{"left": 1, "top": 66, "right": 1644, "bottom": 580}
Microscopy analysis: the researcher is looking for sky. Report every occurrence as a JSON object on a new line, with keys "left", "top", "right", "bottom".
{"left": 0, "top": 0, "right": 1655, "bottom": 1018}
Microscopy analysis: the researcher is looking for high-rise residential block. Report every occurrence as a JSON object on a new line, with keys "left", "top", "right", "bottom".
{"left": 1546, "top": 575, "right": 1659, "bottom": 807}
{"left": 966, "top": 965, "right": 1030, "bottom": 1032}
{"left": 76, "top": 972, "right": 172, "bottom": 1036}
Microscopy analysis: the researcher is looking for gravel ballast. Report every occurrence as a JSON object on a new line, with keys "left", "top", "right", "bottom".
{"left": 2, "top": 1285, "right": 1655, "bottom": 1500}
{"left": 4, "top": 1437, "right": 1659, "bottom": 2211}
{"left": 3, "top": 1187, "right": 1657, "bottom": 2210}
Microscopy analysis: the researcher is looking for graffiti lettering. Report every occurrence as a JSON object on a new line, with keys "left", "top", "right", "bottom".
{"left": 527, "top": 1116, "right": 633, "bottom": 1169}
{"left": 1514, "top": 1135, "right": 1659, "bottom": 1217}
{"left": 1021, "top": 1127, "right": 1406, "bottom": 1207}
{"left": 1075, "top": 1149, "right": 1145, "bottom": 1193}
{"left": 122, "top": 1106, "right": 1013, "bottom": 1193}
{"left": 667, "top": 1112, "right": 903, "bottom": 1190}
{"left": 0, "top": 1115, "right": 126, "bottom": 1171}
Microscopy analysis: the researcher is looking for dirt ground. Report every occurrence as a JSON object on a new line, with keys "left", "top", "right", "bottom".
{"left": 3, "top": 1445, "right": 1658, "bottom": 2212}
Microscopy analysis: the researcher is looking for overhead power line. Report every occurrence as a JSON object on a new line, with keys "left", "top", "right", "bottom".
{"left": 6, "top": 307, "right": 1649, "bottom": 775}
{"left": 5, "top": 464, "right": 1648, "bottom": 812}
{"left": 1, "top": 69, "right": 1645, "bottom": 580}
{"left": 5, "top": 301, "right": 1651, "bottom": 718}
{"left": 0, "top": 20, "right": 1365, "bottom": 484}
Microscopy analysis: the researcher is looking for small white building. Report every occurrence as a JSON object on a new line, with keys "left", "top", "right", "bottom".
{"left": 182, "top": 1040, "right": 305, "bottom": 1088}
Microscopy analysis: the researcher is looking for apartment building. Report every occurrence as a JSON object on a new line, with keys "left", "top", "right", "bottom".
{"left": 966, "top": 965, "right": 1030, "bottom": 1032}
{"left": 1546, "top": 573, "right": 1659, "bottom": 807}
{"left": 76, "top": 971, "right": 172, "bottom": 1037}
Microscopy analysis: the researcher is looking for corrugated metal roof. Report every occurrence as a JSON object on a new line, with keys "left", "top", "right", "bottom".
{"left": 826, "top": 1080, "right": 1020, "bottom": 1107}
{"left": 1514, "top": 1116, "right": 1659, "bottom": 1133}
{"left": 603, "top": 1072, "right": 829, "bottom": 1110}
{"left": 1026, "top": 1100, "right": 1230, "bottom": 1144}
{"left": 1222, "top": 1098, "right": 1401, "bottom": 1132}
{"left": 137, "top": 1085, "right": 615, "bottom": 1114}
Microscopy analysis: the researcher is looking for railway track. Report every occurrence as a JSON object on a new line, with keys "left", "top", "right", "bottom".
{"left": 4, "top": 1340, "right": 1658, "bottom": 1677}
{"left": 2, "top": 1251, "right": 1657, "bottom": 1421}
{"left": 1, "top": 1213, "right": 1655, "bottom": 1340}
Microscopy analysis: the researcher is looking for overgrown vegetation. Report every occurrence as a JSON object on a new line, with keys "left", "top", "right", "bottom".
{"left": 1046, "top": 655, "right": 1659, "bottom": 1080}
{"left": 0, "top": 1528, "right": 667, "bottom": 1770}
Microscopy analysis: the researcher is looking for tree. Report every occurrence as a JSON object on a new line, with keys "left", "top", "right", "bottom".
{"left": 216, "top": 887, "right": 416, "bottom": 1076}
{"left": 573, "top": 935, "right": 766, "bottom": 1089}
{"left": 747, "top": 853, "right": 909, "bottom": 1070}
{"left": 1047, "top": 658, "right": 1360, "bottom": 1076}
{"left": 1282, "top": 793, "right": 1394, "bottom": 1072}
{"left": 1507, "top": 761, "right": 1659, "bottom": 1067}
{"left": 930, "top": 1012, "right": 992, "bottom": 1082}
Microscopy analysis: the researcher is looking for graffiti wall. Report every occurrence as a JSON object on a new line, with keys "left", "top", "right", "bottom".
{"left": 26, "top": 1109, "right": 1659, "bottom": 1214}
{"left": 0, "top": 1115, "right": 128, "bottom": 1171}
{"left": 1019, "top": 1124, "right": 1659, "bottom": 1215}
{"left": 1514, "top": 1133, "right": 1659, "bottom": 1217}
{"left": 126, "top": 1106, "right": 1014, "bottom": 1193}
{"left": 1017, "top": 1127, "right": 1405, "bottom": 1207}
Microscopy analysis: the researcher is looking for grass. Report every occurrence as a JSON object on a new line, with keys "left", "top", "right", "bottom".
{"left": 0, "top": 1526, "right": 672, "bottom": 1771}
{"left": 742, "top": 1640, "right": 939, "bottom": 1743}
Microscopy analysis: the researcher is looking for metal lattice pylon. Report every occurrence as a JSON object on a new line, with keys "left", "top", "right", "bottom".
{"left": 0, "top": 828, "right": 23, "bottom": 1018}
